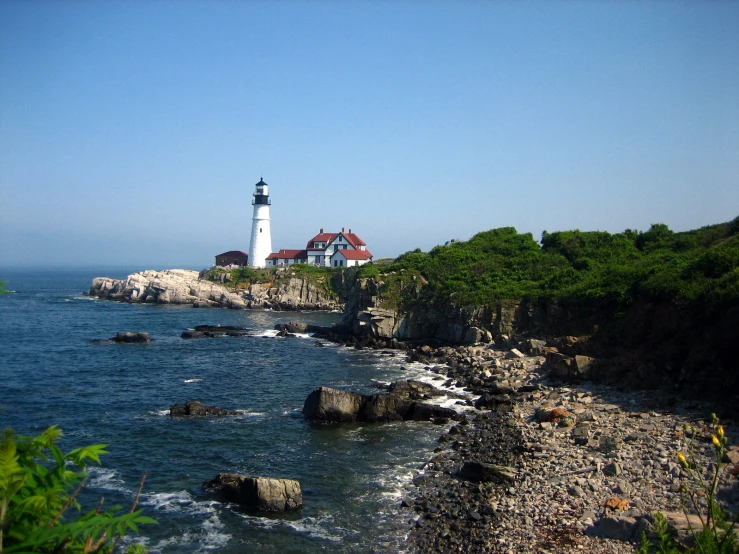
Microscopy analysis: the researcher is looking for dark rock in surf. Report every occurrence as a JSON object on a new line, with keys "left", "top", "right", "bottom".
{"left": 98, "top": 332, "right": 152, "bottom": 343}
{"left": 203, "top": 473, "right": 302, "bottom": 512}
{"left": 169, "top": 400, "right": 239, "bottom": 417}
{"left": 181, "top": 325, "right": 252, "bottom": 339}
{"left": 302, "top": 387, "right": 364, "bottom": 423}
{"left": 303, "top": 380, "right": 461, "bottom": 424}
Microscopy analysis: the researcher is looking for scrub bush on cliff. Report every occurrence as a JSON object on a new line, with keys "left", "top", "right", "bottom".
{"left": 0, "top": 425, "right": 155, "bottom": 553}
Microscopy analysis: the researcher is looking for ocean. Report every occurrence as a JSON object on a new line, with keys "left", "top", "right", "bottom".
{"left": 0, "top": 268, "right": 467, "bottom": 553}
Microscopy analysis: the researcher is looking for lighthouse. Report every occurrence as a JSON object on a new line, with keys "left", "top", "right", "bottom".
{"left": 248, "top": 177, "right": 272, "bottom": 268}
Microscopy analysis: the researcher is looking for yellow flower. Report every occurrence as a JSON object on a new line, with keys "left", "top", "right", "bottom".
{"left": 677, "top": 452, "right": 689, "bottom": 469}
{"left": 712, "top": 435, "right": 722, "bottom": 449}
{"left": 717, "top": 425, "right": 725, "bottom": 439}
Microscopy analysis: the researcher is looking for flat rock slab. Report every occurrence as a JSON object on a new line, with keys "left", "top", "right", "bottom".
{"left": 460, "top": 461, "right": 516, "bottom": 484}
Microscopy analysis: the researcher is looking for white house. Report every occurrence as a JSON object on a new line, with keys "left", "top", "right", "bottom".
{"left": 267, "top": 228, "right": 373, "bottom": 267}
{"left": 265, "top": 249, "right": 308, "bottom": 267}
{"left": 330, "top": 248, "right": 374, "bottom": 267}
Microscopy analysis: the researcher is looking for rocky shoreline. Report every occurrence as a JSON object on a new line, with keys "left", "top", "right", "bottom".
{"left": 89, "top": 269, "right": 340, "bottom": 310}
{"left": 388, "top": 340, "right": 739, "bottom": 553}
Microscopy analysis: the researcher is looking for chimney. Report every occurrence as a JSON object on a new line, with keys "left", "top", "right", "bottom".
{"left": 349, "top": 228, "right": 352, "bottom": 234}
{"left": 320, "top": 228, "right": 323, "bottom": 233}
{"left": 342, "top": 227, "right": 345, "bottom": 233}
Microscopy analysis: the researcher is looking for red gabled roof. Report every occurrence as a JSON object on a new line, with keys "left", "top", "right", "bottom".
{"left": 332, "top": 249, "right": 373, "bottom": 260}
{"left": 306, "top": 230, "right": 368, "bottom": 250}
{"left": 340, "top": 232, "right": 366, "bottom": 249}
{"left": 217, "top": 250, "right": 248, "bottom": 257}
{"left": 266, "top": 249, "right": 307, "bottom": 260}
{"left": 306, "top": 232, "right": 339, "bottom": 249}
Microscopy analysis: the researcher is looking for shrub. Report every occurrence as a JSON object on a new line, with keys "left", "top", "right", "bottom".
{"left": 0, "top": 425, "right": 155, "bottom": 553}
{"left": 637, "top": 414, "right": 738, "bottom": 553}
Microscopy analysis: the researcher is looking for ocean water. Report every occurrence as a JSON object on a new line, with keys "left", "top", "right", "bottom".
{"left": 0, "top": 268, "right": 469, "bottom": 553}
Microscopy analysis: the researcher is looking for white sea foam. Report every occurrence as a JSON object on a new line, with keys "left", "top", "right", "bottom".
{"left": 284, "top": 516, "right": 344, "bottom": 542}
{"left": 235, "top": 409, "right": 267, "bottom": 418}
{"left": 143, "top": 490, "right": 199, "bottom": 513}
{"left": 253, "top": 329, "right": 280, "bottom": 338}
{"left": 87, "top": 467, "right": 131, "bottom": 495}
{"left": 142, "top": 490, "right": 231, "bottom": 551}
{"left": 183, "top": 378, "right": 202, "bottom": 383}
{"left": 239, "top": 513, "right": 344, "bottom": 543}
{"left": 149, "top": 520, "right": 230, "bottom": 553}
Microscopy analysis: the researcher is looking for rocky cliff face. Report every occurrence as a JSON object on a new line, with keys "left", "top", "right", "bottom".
{"left": 89, "top": 269, "right": 341, "bottom": 310}
{"left": 338, "top": 275, "right": 739, "bottom": 403}
{"left": 339, "top": 277, "right": 597, "bottom": 344}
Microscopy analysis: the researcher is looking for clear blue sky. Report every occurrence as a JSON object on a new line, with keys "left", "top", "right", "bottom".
{"left": 1, "top": 0, "right": 738, "bottom": 268}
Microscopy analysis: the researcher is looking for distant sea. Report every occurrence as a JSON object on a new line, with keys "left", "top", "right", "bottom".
{"left": 0, "top": 268, "right": 465, "bottom": 553}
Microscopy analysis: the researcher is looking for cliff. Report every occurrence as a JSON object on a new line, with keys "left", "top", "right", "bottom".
{"left": 338, "top": 275, "right": 739, "bottom": 404}
{"left": 89, "top": 269, "right": 342, "bottom": 310}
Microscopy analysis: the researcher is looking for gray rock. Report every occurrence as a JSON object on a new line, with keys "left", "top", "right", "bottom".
{"left": 203, "top": 473, "right": 302, "bottom": 512}
{"left": 585, "top": 515, "right": 641, "bottom": 542}
{"left": 302, "top": 386, "right": 364, "bottom": 422}
{"left": 460, "top": 462, "right": 516, "bottom": 484}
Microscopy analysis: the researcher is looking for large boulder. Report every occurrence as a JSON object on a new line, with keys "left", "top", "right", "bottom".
{"left": 169, "top": 401, "right": 240, "bottom": 417}
{"left": 302, "top": 387, "right": 364, "bottom": 422}
{"left": 387, "top": 380, "right": 442, "bottom": 400}
{"left": 203, "top": 473, "right": 302, "bottom": 512}
{"left": 303, "top": 381, "right": 461, "bottom": 424}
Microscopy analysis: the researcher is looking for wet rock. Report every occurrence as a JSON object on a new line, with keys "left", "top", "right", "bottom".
{"left": 169, "top": 401, "right": 239, "bottom": 417}
{"left": 302, "top": 386, "right": 364, "bottom": 423}
{"left": 203, "top": 473, "right": 302, "bottom": 512}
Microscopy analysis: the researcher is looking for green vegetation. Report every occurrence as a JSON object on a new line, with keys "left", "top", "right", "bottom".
{"left": 204, "top": 267, "right": 274, "bottom": 288}
{"left": 204, "top": 265, "right": 341, "bottom": 299}
{"left": 0, "top": 425, "right": 155, "bottom": 553}
{"left": 378, "top": 219, "right": 739, "bottom": 311}
{"left": 637, "top": 415, "right": 738, "bottom": 553}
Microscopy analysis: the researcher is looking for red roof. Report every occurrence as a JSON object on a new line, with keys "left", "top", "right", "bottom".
{"left": 216, "top": 250, "right": 248, "bottom": 257}
{"left": 306, "top": 232, "right": 338, "bottom": 249}
{"left": 306, "top": 230, "right": 367, "bottom": 249}
{"left": 266, "top": 249, "right": 307, "bottom": 260}
{"left": 332, "top": 249, "right": 373, "bottom": 260}
{"left": 340, "top": 232, "right": 366, "bottom": 249}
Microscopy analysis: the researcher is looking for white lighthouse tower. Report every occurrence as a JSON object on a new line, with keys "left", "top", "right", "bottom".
{"left": 248, "top": 177, "right": 272, "bottom": 268}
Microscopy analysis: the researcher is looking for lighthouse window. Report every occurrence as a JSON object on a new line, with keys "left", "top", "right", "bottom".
{"left": 260, "top": 228, "right": 263, "bottom": 233}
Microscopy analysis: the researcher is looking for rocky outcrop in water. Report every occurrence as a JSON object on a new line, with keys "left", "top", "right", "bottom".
{"left": 302, "top": 380, "right": 460, "bottom": 424}
{"left": 180, "top": 325, "right": 253, "bottom": 339}
{"left": 169, "top": 401, "right": 240, "bottom": 417}
{"left": 203, "top": 473, "right": 303, "bottom": 512}
{"left": 90, "top": 331, "right": 153, "bottom": 344}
